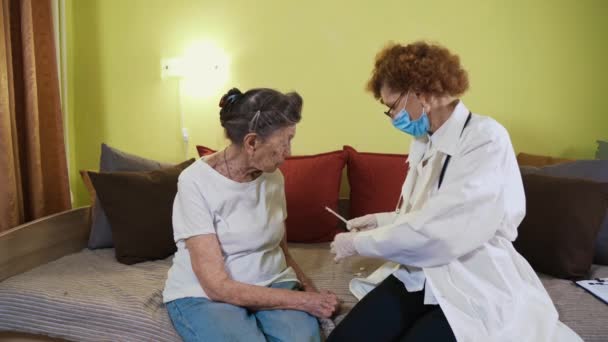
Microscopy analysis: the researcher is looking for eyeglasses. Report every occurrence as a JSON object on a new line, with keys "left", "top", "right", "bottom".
{"left": 383, "top": 91, "right": 407, "bottom": 117}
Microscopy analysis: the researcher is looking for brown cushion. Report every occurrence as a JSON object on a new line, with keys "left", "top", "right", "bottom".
{"left": 514, "top": 173, "right": 608, "bottom": 279}
{"left": 85, "top": 144, "right": 174, "bottom": 249}
{"left": 517, "top": 152, "right": 574, "bottom": 167}
{"left": 88, "top": 159, "right": 194, "bottom": 265}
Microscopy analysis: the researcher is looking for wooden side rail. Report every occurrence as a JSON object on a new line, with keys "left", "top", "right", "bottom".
{"left": 0, "top": 331, "right": 67, "bottom": 341}
{"left": 0, "top": 206, "right": 91, "bottom": 282}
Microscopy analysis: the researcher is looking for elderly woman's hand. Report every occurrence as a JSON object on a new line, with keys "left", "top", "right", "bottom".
{"left": 330, "top": 232, "right": 358, "bottom": 262}
{"left": 346, "top": 214, "right": 377, "bottom": 232}
{"left": 300, "top": 290, "right": 340, "bottom": 318}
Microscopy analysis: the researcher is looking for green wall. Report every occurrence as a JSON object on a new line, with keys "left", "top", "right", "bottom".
{"left": 67, "top": 0, "right": 608, "bottom": 206}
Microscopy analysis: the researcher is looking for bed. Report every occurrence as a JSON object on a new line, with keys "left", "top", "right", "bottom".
{"left": 1, "top": 206, "right": 607, "bottom": 341}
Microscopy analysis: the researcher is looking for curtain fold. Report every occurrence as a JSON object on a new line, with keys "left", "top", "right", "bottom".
{"left": 0, "top": 0, "right": 70, "bottom": 232}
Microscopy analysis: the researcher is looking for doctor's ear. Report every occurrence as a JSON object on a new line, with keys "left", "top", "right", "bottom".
{"left": 416, "top": 93, "right": 432, "bottom": 111}
{"left": 424, "top": 94, "right": 458, "bottom": 110}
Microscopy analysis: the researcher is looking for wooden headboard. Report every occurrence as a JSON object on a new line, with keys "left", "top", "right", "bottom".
{"left": 0, "top": 206, "right": 91, "bottom": 282}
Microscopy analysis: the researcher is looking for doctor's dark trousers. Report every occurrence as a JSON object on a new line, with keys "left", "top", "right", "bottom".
{"left": 327, "top": 275, "right": 457, "bottom": 342}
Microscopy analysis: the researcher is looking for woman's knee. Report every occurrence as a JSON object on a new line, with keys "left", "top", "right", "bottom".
{"left": 167, "top": 298, "right": 265, "bottom": 342}
{"left": 256, "top": 309, "right": 321, "bottom": 342}
{"left": 166, "top": 300, "right": 202, "bottom": 342}
{"left": 291, "top": 313, "right": 321, "bottom": 342}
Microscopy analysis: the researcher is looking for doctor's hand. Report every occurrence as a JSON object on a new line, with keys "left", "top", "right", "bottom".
{"left": 347, "top": 214, "right": 377, "bottom": 232}
{"left": 330, "top": 232, "right": 358, "bottom": 262}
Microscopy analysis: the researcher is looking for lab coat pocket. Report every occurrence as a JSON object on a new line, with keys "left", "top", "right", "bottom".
{"left": 444, "top": 268, "right": 497, "bottom": 336}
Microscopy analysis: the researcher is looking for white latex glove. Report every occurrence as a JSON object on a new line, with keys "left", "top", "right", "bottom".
{"left": 330, "top": 232, "right": 358, "bottom": 262}
{"left": 346, "top": 214, "right": 378, "bottom": 232}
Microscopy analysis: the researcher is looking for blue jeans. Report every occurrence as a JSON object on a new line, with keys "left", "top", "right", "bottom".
{"left": 166, "top": 281, "right": 321, "bottom": 342}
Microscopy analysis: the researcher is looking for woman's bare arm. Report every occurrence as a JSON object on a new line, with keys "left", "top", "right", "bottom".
{"left": 186, "top": 234, "right": 338, "bottom": 317}
{"left": 280, "top": 235, "right": 318, "bottom": 292}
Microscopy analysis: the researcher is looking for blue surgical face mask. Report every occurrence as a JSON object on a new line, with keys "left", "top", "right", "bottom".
{"left": 391, "top": 93, "right": 430, "bottom": 137}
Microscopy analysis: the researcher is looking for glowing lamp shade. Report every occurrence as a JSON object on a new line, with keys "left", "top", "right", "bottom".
{"left": 180, "top": 41, "right": 230, "bottom": 98}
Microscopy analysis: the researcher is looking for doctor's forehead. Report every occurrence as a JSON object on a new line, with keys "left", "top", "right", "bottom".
{"left": 380, "top": 84, "right": 399, "bottom": 100}
{"left": 379, "top": 89, "right": 399, "bottom": 105}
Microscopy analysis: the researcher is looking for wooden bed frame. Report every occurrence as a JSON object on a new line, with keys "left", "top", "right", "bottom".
{"left": 0, "top": 206, "right": 91, "bottom": 342}
{"left": 2, "top": 200, "right": 348, "bottom": 341}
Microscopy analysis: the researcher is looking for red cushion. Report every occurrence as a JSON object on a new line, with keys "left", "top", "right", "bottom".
{"left": 196, "top": 145, "right": 216, "bottom": 156}
{"left": 344, "top": 145, "right": 408, "bottom": 218}
{"left": 279, "top": 150, "right": 347, "bottom": 242}
{"left": 196, "top": 145, "right": 347, "bottom": 242}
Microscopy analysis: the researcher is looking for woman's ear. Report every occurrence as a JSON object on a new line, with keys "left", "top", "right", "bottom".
{"left": 243, "top": 133, "right": 258, "bottom": 155}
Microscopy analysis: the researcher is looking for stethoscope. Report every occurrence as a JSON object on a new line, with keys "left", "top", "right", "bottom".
{"left": 394, "top": 112, "right": 472, "bottom": 215}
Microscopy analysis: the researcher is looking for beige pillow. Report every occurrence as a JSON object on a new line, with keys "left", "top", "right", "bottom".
{"left": 517, "top": 152, "right": 574, "bottom": 167}
{"left": 79, "top": 169, "right": 97, "bottom": 203}
{"left": 79, "top": 169, "right": 97, "bottom": 225}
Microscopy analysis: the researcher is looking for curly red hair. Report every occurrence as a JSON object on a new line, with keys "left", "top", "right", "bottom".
{"left": 367, "top": 41, "right": 469, "bottom": 99}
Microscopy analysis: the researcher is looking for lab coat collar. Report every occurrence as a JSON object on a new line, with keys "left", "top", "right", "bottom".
{"left": 428, "top": 100, "right": 470, "bottom": 157}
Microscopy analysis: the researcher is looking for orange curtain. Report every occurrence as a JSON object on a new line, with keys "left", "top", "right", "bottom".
{"left": 0, "top": 0, "right": 70, "bottom": 232}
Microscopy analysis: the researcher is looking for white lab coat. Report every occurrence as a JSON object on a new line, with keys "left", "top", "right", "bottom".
{"left": 350, "top": 102, "right": 581, "bottom": 342}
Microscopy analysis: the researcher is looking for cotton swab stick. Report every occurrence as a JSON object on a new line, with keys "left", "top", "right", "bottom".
{"left": 324, "top": 206, "right": 349, "bottom": 225}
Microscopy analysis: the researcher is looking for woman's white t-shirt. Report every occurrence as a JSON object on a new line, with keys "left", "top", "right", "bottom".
{"left": 163, "top": 158, "right": 298, "bottom": 303}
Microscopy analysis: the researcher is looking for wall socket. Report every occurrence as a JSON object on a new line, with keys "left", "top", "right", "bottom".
{"left": 181, "top": 127, "right": 189, "bottom": 142}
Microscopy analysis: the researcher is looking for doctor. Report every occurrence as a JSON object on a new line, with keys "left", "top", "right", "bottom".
{"left": 328, "top": 42, "right": 581, "bottom": 342}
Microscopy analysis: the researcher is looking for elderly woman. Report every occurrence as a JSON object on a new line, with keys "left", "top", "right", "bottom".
{"left": 163, "top": 88, "right": 339, "bottom": 342}
{"left": 327, "top": 42, "right": 581, "bottom": 342}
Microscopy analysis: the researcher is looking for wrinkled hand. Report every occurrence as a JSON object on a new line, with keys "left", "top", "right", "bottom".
{"left": 301, "top": 290, "right": 340, "bottom": 318}
{"left": 347, "top": 214, "right": 377, "bottom": 232}
{"left": 330, "top": 232, "right": 358, "bottom": 262}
